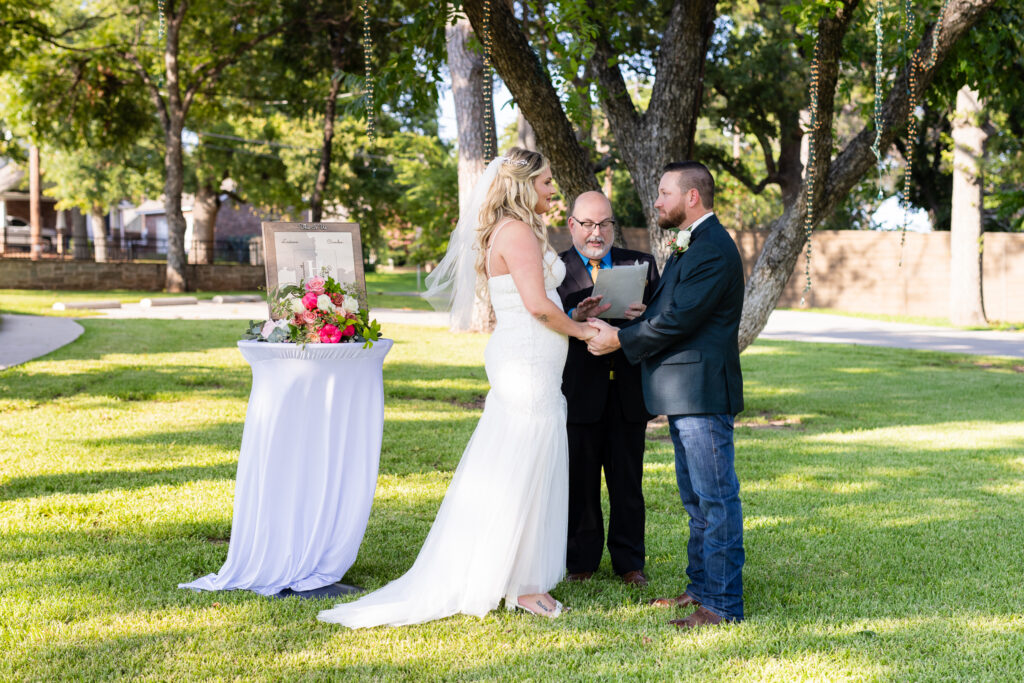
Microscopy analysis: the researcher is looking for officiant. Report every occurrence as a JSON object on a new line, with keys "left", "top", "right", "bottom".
{"left": 557, "top": 191, "right": 660, "bottom": 587}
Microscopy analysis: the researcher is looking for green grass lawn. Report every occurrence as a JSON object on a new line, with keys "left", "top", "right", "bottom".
{"left": 1, "top": 322, "right": 1022, "bottom": 680}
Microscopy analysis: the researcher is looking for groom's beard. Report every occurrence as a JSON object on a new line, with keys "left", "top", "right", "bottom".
{"left": 658, "top": 205, "right": 686, "bottom": 230}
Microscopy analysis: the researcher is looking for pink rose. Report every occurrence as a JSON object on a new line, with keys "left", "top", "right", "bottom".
{"left": 305, "top": 276, "right": 326, "bottom": 295}
{"left": 341, "top": 324, "right": 356, "bottom": 337}
{"left": 330, "top": 292, "right": 344, "bottom": 306}
{"left": 319, "top": 324, "right": 342, "bottom": 343}
{"left": 301, "top": 310, "right": 317, "bottom": 325}
{"left": 301, "top": 292, "right": 319, "bottom": 310}
{"left": 261, "top": 320, "right": 276, "bottom": 339}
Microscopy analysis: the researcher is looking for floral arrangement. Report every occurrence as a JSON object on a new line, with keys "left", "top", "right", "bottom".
{"left": 243, "top": 274, "right": 381, "bottom": 347}
{"left": 668, "top": 227, "right": 692, "bottom": 255}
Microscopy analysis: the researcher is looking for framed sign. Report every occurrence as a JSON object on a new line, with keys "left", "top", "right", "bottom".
{"left": 261, "top": 222, "right": 366, "bottom": 312}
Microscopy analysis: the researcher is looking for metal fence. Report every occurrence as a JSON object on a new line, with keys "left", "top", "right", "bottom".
{"left": 0, "top": 237, "right": 258, "bottom": 264}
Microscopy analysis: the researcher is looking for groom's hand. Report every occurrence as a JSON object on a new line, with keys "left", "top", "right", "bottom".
{"left": 586, "top": 318, "right": 621, "bottom": 356}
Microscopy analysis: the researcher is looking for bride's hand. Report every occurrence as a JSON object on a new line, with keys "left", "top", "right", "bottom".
{"left": 575, "top": 321, "right": 599, "bottom": 341}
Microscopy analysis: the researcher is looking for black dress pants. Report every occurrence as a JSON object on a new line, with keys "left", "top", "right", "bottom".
{"left": 566, "top": 387, "right": 647, "bottom": 575}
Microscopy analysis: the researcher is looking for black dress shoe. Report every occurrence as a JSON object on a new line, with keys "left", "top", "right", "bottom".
{"left": 567, "top": 571, "right": 594, "bottom": 582}
{"left": 649, "top": 592, "right": 699, "bottom": 608}
{"left": 670, "top": 606, "right": 726, "bottom": 629}
{"left": 620, "top": 570, "right": 648, "bottom": 587}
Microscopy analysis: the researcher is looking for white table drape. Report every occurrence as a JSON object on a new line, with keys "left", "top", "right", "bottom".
{"left": 180, "top": 338, "right": 393, "bottom": 595}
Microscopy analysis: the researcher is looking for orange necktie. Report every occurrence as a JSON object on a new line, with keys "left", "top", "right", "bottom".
{"left": 589, "top": 259, "right": 602, "bottom": 282}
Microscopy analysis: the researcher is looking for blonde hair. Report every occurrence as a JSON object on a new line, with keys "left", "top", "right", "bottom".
{"left": 475, "top": 147, "right": 552, "bottom": 287}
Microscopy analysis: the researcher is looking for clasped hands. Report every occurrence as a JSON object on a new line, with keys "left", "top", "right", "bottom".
{"left": 573, "top": 295, "right": 644, "bottom": 356}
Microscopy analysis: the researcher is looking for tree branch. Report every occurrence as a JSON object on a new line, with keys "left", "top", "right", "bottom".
{"left": 462, "top": 0, "right": 598, "bottom": 203}
{"left": 696, "top": 142, "right": 777, "bottom": 195}
{"left": 820, "top": 0, "right": 997, "bottom": 220}
{"left": 184, "top": 18, "right": 295, "bottom": 113}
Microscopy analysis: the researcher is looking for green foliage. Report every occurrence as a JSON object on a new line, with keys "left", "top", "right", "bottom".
{"left": 40, "top": 134, "right": 163, "bottom": 212}
{"left": 274, "top": 114, "right": 457, "bottom": 262}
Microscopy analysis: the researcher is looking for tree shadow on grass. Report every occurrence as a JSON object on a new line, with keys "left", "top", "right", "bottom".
{"left": 0, "top": 362, "right": 252, "bottom": 405}
{"left": 0, "top": 461, "right": 238, "bottom": 502}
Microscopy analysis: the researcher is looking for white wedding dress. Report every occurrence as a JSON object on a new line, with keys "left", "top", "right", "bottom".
{"left": 318, "top": 250, "right": 570, "bottom": 628}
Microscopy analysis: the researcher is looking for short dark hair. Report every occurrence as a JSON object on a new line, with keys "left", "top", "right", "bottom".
{"left": 662, "top": 161, "right": 715, "bottom": 209}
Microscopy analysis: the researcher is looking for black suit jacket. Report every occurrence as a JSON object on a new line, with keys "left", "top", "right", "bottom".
{"left": 617, "top": 215, "right": 744, "bottom": 417}
{"left": 558, "top": 246, "right": 660, "bottom": 424}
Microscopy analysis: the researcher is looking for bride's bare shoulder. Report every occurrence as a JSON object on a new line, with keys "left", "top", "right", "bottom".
{"left": 491, "top": 220, "right": 538, "bottom": 248}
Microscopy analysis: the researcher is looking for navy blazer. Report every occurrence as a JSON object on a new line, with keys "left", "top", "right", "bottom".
{"left": 617, "top": 215, "right": 744, "bottom": 417}
{"left": 557, "top": 246, "right": 659, "bottom": 424}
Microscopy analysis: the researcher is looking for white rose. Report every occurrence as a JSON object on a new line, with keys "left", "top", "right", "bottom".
{"left": 289, "top": 296, "right": 305, "bottom": 314}
{"left": 316, "top": 294, "right": 336, "bottom": 312}
{"left": 675, "top": 229, "right": 691, "bottom": 251}
{"left": 342, "top": 296, "right": 359, "bottom": 314}
{"left": 274, "top": 319, "right": 290, "bottom": 331}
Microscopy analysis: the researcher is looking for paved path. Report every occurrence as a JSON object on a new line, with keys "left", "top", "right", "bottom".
{"left": 2, "top": 304, "right": 1020, "bottom": 370}
{"left": 0, "top": 314, "right": 84, "bottom": 370}
{"left": 760, "top": 310, "right": 1023, "bottom": 359}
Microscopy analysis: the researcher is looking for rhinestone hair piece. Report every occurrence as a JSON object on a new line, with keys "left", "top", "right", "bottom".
{"left": 502, "top": 157, "right": 529, "bottom": 168}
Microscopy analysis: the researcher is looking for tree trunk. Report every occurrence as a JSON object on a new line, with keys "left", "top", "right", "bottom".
{"left": 462, "top": 0, "right": 599, "bottom": 208}
{"left": 949, "top": 84, "right": 987, "bottom": 326}
{"left": 463, "top": 0, "right": 995, "bottom": 348}
{"left": 448, "top": 9, "right": 497, "bottom": 333}
{"left": 310, "top": 73, "right": 342, "bottom": 222}
{"left": 71, "top": 208, "right": 90, "bottom": 260}
{"left": 590, "top": 0, "right": 718, "bottom": 268}
{"left": 736, "top": 0, "right": 994, "bottom": 350}
{"left": 91, "top": 204, "right": 109, "bottom": 263}
{"left": 517, "top": 110, "right": 537, "bottom": 151}
{"left": 190, "top": 183, "right": 218, "bottom": 265}
{"left": 29, "top": 146, "right": 42, "bottom": 260}
{"left": 448, "top": 11, "right": 493, "bottom": 212}
{"left": 164, "top": 118, "right": 188, "bottom": 291}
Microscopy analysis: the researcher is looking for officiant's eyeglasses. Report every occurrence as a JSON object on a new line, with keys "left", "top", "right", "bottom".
{"left": 571, "top": 218, "right": 616, "bottom": 231}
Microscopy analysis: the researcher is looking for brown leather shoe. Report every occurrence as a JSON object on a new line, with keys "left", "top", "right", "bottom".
{"left": 567, "top": 571, "right": 594, "bottom": 582}
{"left": 670, "top": 606, "right": 725, "bottom": 629}
{"left": 649, "top": 592, "right": 699, "bottom": 608}
{"left": 620, "top": 570, "right": 649, "bottom": 587}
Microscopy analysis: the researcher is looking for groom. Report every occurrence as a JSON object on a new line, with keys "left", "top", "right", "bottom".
{"left": 586, "top": 161, "right": 745, "bottom": 628}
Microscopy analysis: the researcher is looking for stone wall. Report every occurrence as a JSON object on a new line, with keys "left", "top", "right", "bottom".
{"left": 0, "top": 259, "right": 265, "bottom": 292}
{"left": 554, "top": 227, "right": 1024, "bottom": 322}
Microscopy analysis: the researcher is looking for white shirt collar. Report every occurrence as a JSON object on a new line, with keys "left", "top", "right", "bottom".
{"left": 684, "top": 211, "right": 715, "bottom": 232}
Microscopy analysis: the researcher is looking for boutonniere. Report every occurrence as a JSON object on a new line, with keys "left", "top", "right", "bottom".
{"left": 668, "top": 228, "right": 692, "bottom": 255}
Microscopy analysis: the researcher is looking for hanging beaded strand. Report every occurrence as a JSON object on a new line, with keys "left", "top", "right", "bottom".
{"left": 801, "top": 38, "right": 823, "bottom": 303}
{"left": 361, "top": 0, "right": 376, "bottom": 147}
{"left": 156, "top": 0, "right": 166, "bottom": 89}
{"left": 481, "top": 0, "right": 496, "bottom": 161}
{"left": 871, "top": 0, "right": 885, "bottom": 201}
{"left": 899, "top": 0, "right": 951, "bottom": 264}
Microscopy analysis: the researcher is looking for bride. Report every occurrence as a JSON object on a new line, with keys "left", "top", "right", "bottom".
{"left": 317, "top": 147, "right": 598, "bottom": 628}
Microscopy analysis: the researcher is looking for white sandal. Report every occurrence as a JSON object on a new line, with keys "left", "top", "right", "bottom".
{"left": 511, "top": 596, "right": 564, "bottom": 618}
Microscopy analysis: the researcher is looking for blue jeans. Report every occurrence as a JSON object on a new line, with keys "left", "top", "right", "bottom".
{"left": 668, "top": 414, "right": 744, "bottom": 621}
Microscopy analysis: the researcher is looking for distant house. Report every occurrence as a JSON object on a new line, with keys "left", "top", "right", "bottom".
{"left": 98, "top": 196, "right": 281, "bottom": 254}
